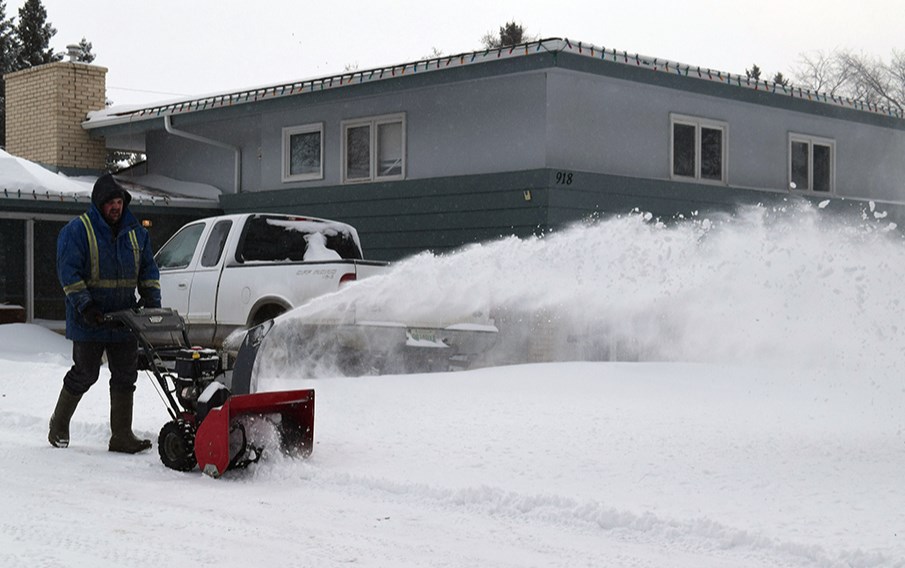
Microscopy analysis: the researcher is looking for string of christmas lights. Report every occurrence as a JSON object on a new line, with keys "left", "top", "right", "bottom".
{"left": 0, "top": 187, "right": 205, "bottom": 206}
{"left": 109, "top": 38, "right": 901, "bottom": 122}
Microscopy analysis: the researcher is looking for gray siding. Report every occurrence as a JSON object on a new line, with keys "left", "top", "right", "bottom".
{"left": 546, "top": 68, "right": 670, "bottom": 179}
{"left": 544, "top": 68, "right": 905, "bottom": 202}
{"left": 264, "top": 71, "right": 548, "bottom": 187}
{"left": 146, "top": 60, "right": 905, "bottom": 206}
{"left": 147, "top": 125, "right": 247, "bottom": 193}
{"left": 147, "top": 71, "right": 548, "bottom": 193}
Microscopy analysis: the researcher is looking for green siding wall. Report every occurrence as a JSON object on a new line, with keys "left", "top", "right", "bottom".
{"left": 221, "top": 170, "right": 553, "bottom": 260}
{"left": 221, "top": 169, "right": 905, "bottom": 261}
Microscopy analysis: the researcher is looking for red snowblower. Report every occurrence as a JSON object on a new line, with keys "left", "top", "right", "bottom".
{"left": 107, "top": 308, "right": 314, "bottom": 478}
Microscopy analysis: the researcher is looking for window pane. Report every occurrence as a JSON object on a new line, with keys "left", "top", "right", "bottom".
{"left": 289, "top": 130, "right": 321, "bottom": 177}
{"left": 239, "top": 216, "right": 307, "bottom": 262}
{"left": 200, "top": 220, "right": 232, "bottom": 267}
{"left": 791, "top": 141, "right": 809, "bottom": 190}
{"left": 813, "top": 144, "right": 831, "bottom": 192}
{"left": 345, "top": 125, "right": 371, "bottom": 180}
{"left": 673, "top": 123, "right": 695, "bottom": 177}
{"left": 156, "top": 224, "right": 205, "bottom": 270}
{"left": 377, "top": 121, "right": 403, "bottom": 177}
{"left": 700, "top": 127, "right": 723, "bottom": 181}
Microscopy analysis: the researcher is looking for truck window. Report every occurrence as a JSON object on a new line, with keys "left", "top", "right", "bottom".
{"left": 237, "top": 216, "right": 363, "bottom": 262}
{"left": 156, "top": 223, "right": 205, "bottom": 269}
{"left": 238, "top": 217, "right": 307, "bottom": 262}
{"left": 200, "top": 220, "right": 232, "bottom": 267}
{"left": 322, "top": 231, "right": 362, "bottom": 260}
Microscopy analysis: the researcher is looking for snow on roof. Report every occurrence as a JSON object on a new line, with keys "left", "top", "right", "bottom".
{"left": 84, "top": 38, "right": 905, "bottom": 130}
{"left": 0, "top": 149, "right": 219, "bottom": 208}
{"left": 0, "top": 149, "right": 93, "bottom": 195}
{"left": 114, "top": 173, "right": 223, "bottom": 201}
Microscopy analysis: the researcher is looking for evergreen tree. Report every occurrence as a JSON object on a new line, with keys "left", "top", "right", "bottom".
{"left": 481, "top": 21, "right": 533, "bottom": 49}
{"left": 76, "top": 36, "right": 94, "bottom": 63}
{"left": 745, "top": 64, "right": 762, "bottom": 81}
{"left": 745, "top": 64, "right": 791, "bottom": 87}
{"left": 771, "top": 72, "right": 790, "bottom": 87}
{"left": 0, "top": 1, "right": 17, "bottom": 73}
{"left": 0, "top": 0, "right": 18, "bottom": 148}
{"left": 15, "top": 0, "right": 60, "bottom": 69}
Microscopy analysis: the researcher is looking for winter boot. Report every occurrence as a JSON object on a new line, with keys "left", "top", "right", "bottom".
{"left": 108, "top": 389, "right": 152, "bottom": 454}
{"left": 48, "top": 387, "right": 83, "bottom": 448}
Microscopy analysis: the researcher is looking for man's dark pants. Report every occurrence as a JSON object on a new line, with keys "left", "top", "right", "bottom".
{"left": 63, "top": 338, "right": 138, "bottom": 396}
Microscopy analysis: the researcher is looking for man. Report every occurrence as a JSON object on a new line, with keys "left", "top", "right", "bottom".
{"left": 49, "top": 173, "right": 161, "bottom": 453}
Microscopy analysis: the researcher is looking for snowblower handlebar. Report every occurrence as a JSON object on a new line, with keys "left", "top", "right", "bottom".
{"left": 104, "top": 308, "right": 187, "bottom": 334}
{"left": 104, "top": 308, "right": 191, "bottom": 349}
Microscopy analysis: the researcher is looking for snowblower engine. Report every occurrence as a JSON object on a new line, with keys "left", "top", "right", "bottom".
{"left": 106, "top": 308, "right": 315, "bottom": 478}
{"left": 173, "top": 347, "right": 220, "bottom": 411}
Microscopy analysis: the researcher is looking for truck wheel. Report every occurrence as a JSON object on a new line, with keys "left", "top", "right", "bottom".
{"left": 250, "top": 305, "right": 286, "bottom": 327}
{"left": 158, "top": 420, "right": 197, "bottom": 472}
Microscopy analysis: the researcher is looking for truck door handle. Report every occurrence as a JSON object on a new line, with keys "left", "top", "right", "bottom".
{"left": 177, "top": 282, "right": 188, "bottom": 290}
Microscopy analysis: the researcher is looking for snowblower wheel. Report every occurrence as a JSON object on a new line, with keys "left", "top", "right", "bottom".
{"left": 158, "top": 420, "right": 197, "bottom": 472}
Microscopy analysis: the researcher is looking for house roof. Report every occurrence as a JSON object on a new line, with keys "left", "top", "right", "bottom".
{"left": 0, "top": 149, "right": 219, "bottom": 208}
{"left": 83, "top": 38, "right": 904, "bottom": 131}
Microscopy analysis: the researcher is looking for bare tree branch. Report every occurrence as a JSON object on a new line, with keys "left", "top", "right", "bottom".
{"left": 792, "top": 50, "right": 854, "bottom": 96}
{"left": 889, "top": 49, "right": 905, "bottom": 108}
{"left": 841, "top": 51, "right": 901, "bottom": 110}
{"left": 793, "top": 48, "right": 904, "bottom": 112}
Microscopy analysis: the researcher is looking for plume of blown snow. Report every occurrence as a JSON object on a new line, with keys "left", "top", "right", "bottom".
{"left": 254, "top": 202, "right": 905, "bottom": 379}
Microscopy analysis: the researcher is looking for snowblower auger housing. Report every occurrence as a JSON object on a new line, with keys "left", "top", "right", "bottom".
{"left": 106, "top": 308, "right": 314, "bottom": 477}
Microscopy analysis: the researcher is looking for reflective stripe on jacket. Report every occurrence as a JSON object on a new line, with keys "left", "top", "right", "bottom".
{"left": 57, "top": 204, "right": 161, "bottom": 342}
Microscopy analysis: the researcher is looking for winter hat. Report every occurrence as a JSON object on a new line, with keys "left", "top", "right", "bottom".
{"left": 91, "top": 174, "right": 132, "bottom": 209}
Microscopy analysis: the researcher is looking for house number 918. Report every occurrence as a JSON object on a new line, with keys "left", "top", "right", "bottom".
{"left": 555, "top": 171, "right": 573, "bottom": 185}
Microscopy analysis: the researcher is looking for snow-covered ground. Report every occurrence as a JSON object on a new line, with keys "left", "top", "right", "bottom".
{"left": 2, "top": 203, "right": 904, "bottom": 567}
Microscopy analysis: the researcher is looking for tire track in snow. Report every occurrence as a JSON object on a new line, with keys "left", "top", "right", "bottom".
{"left": 246, "top": 460, "right": 902, "bottom": 568}
{"left": 4, "top": 409, "right": 899, "bottom": 567}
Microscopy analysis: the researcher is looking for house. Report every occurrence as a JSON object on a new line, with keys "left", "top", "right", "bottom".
{"left": 82, "top": 38, "right": 905, "bottom": 262}
{"left": 5, "top": 39, "right": 905, "bottom": 321}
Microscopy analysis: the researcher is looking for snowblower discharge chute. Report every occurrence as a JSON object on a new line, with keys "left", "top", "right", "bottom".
{"left": 107, "top": 308, "right": 314, "bottom": 478}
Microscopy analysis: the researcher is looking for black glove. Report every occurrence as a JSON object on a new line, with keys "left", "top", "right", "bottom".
{"left": 81, "top": 304, "right": 104, "bottom": 328}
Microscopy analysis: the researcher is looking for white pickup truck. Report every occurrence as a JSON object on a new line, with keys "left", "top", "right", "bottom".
{"left": 155, "top": 213, "right": 387, "bottom": 346}
{"left": 154, "top": 213, "right": 497, "bottom": 372}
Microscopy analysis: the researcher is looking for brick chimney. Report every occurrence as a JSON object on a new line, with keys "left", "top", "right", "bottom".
{"left": 4, "top": 55, "right": 108, "bottom": 172}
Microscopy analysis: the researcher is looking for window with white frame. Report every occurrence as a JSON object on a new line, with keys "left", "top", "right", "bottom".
{"left": 789, "top": 134, "right": 834, "bottom": 193}
{"left": 670, "top": 114, "right": 728, "bottom": 184}
{"left": 341, "top": 113, "right": 405, "bottom": 183}
{"left": 282, "top": 124, "right": 324, "bottom": 182}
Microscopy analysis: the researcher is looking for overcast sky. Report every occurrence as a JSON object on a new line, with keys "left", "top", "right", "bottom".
{"left": 33, "top": 0, "right": 904, "bottom": 107}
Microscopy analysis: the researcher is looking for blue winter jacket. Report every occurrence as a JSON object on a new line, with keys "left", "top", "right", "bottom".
{"left": 57, "top": 203, "right": 161, "bottom": 342}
